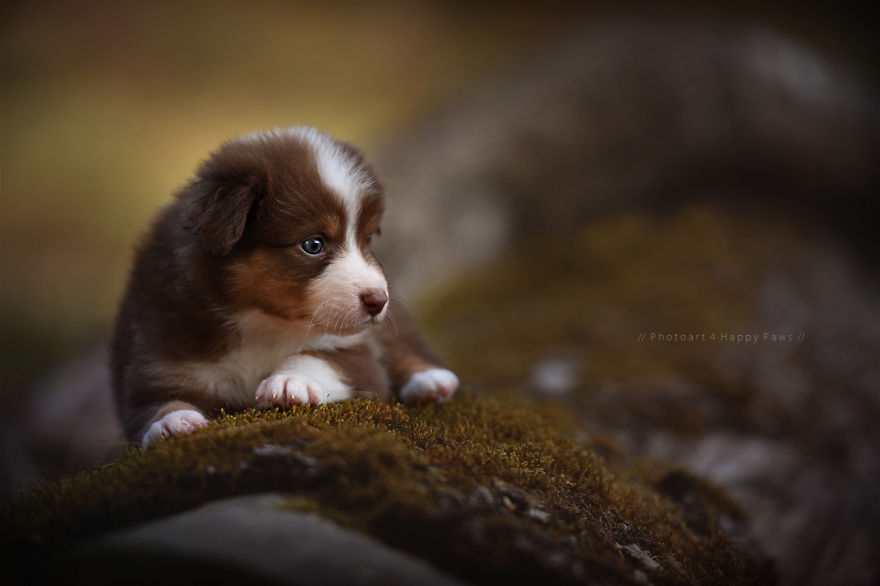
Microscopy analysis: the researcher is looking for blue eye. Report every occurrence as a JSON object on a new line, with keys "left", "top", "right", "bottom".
{"left": 301, "top": 237, "right": 324, "bottom": 255}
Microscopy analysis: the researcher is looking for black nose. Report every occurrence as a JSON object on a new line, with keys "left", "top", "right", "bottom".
{"left": 360, "top": 290, "right": 387, "bottom": 316}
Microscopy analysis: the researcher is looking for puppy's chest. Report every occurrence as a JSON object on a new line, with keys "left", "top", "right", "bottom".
{"left": 219, "top": 334, "right": 304, "bottom": 394}
{"left": 180, "top": 317, "right": 371, "bottom": 405}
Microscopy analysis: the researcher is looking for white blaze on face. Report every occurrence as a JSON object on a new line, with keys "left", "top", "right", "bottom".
{"left": 296, "top": 127, "right": 388, "bottom": 334}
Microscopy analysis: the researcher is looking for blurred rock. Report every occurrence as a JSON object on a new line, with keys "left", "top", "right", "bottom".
{"left": 528, "top": 355, "right": 580, "bottom": 396}
{"left": 68, "top": 493, "right": 466, "bottom": 586}
{"left": 3, "top": 345, "right": 122, "bottom": 498}
{"left": 369, "top": 26, "right": 879, "bottom": 582}
{"left": 374, "top": 20, "right": 878, "bottom": 297}
{"left": 420, "top": 205, "right": 879, "bottom": 586}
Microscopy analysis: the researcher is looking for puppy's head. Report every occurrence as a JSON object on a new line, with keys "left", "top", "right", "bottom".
{"left": 185, "top": 127, "right": 388, "bottom": 335}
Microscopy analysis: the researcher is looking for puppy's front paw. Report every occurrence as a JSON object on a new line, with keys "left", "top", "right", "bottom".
{"left": 399, "top": 368, "right": 459, "bottom": 403}
{"left": 256, "top": 374, "right": 323, "bottom": 408}
{"left": 142, "top": 409, "right": 209, "bottom": 448}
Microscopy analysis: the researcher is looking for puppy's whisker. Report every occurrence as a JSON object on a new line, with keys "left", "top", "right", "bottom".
{"left": 391, "top": 296, "right": 413, "bottom": 313}
{"left": 383, "top": 295, "right": 400, "bottom": 335}
{"left": 329, "top": 308, "right": 343, "bottom": 336}
{"left": 384, "top": 297, "right": 399, "bottom": 334}
{"left": 325, "top": 308, "right": 335, "bottom": 335}
{"left": 319, "top": 306, "right": 339, "bottom": 328}
{"left": 344, "top": 308, "right": 356, "bottom": 334}
{"left": 306, "top": 301, "right": 331, "bottom": 337}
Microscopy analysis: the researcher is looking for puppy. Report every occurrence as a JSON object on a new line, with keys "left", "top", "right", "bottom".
{"left": 111, "top": 127, "right": 459, "bottom": 447}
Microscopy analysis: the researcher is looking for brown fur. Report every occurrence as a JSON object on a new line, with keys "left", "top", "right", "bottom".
{"left": 378, "top": 299, "right": 446, "bottom": 390}
{"left": 303, "top": 335, "right": 391, "bottom": 400}
{"left": 111, "top": 129, "right": 451, "bottom": 443}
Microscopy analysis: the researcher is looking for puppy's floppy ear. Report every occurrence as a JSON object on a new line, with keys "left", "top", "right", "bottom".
{"left": 188, "top": 178, "right": 260, "bottom": 255}
{"left": 187, "top": 142, "right": 268, "bottom": 256}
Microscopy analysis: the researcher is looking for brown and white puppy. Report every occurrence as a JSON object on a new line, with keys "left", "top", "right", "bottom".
{"left": 111, "top": 127, "right": 458, "bottom": 447}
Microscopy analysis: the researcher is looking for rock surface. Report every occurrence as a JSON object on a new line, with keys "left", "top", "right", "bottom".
{"left": 418, "top": 206, "right": 879, "bottom": 586}
{"left": 73, "top": 493, "right": 466, "bottom": 586}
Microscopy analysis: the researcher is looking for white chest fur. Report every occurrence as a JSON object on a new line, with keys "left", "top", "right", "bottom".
{"left": 152, "top": 310, "right": 365, "bottom": 406}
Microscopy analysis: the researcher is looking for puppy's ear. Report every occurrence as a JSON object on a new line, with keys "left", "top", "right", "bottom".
{"left": 187, "top": 141, "right": 268, "bottom": 255}
{"left": 188, "top": 177, "right": 261, "bottom": 256}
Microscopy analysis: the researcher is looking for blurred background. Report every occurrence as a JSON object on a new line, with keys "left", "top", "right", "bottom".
{"left": 2, "top": 2, "right": 878, "bottom": 585}
{"left": 0, "top": 0, "right": 564, "bottom": 398}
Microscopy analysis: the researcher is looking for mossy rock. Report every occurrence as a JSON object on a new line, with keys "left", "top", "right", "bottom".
{"left": 3, "top": 393, "right": 771, "bottom": 585}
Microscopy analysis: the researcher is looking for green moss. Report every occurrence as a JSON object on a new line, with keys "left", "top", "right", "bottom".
{"left": 4, "top": 394, "right": 768, "bottom": 585}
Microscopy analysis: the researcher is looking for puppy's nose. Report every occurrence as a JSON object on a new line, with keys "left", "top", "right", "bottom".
{"left": 360, "top": 289, "right": 388, "bottom": 316}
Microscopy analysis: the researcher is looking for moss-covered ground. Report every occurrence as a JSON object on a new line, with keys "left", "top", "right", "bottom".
{"left": 4, "top": 393, "right": 769, "bottom": 585}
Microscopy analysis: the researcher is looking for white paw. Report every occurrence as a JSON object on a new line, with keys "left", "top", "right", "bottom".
{"left": 256, "top": 374, "right": 323, "bottom": 408}
{"left": 399, "top": 368, "right": 459, "bottom": 403}
{"left": 142, "top": 409, "right": 209, "bottom": 448}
